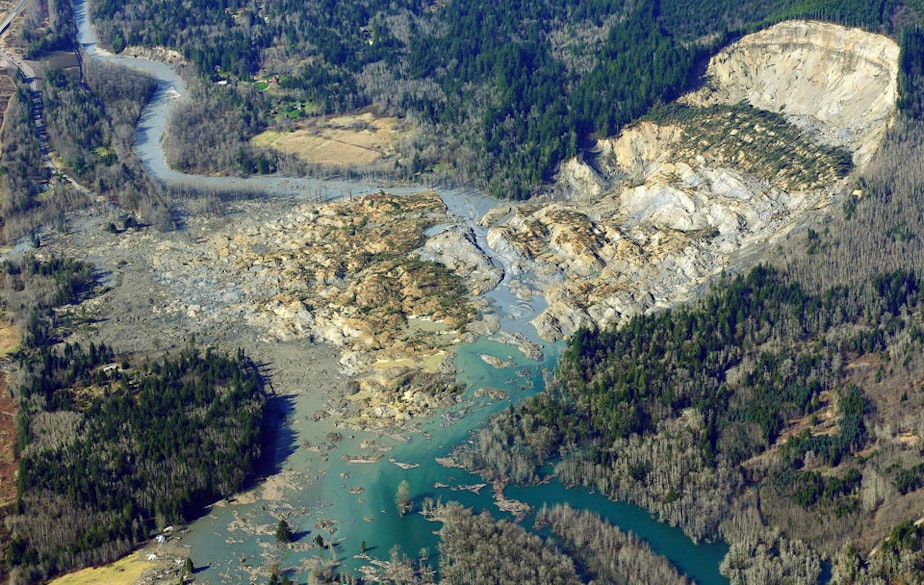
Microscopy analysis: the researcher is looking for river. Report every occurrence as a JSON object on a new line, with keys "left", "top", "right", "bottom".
{"left": 73, "top": 1, "right": 729, "bottom": 582}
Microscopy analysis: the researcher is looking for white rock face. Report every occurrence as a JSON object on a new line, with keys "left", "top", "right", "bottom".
{"left": 498, "top": 20, "right": 900, "bottom": 341}
{"left": 681, "top": 20, "right": 899, "bottom": 167}
{"left": 605, "top": 122, "right": 684, "bottom": 179}
{"left": 557, "top": 157, "right": 611, "bottom": 201}
{"left": 413, "top": 226, "right": 503, "bottom": 295}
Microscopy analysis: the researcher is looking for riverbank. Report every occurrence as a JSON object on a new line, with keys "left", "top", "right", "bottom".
{"left": 62, "top": 1, "right": 735, "bottom": 582}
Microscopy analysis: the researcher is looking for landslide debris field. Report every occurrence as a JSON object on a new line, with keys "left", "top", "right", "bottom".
{"left": 4, "top": 15, "right": 920, "bottom": 585}
{"left": 34, "top": 20, "right": 902, "bottom": 433}
{"left": 41, "top": 186, "right": 509, "bottom": 432}
{"left": 41, "top": 196, "right": 357, "bottom": 425}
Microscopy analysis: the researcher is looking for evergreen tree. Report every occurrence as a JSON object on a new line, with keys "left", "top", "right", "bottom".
{"left": 275, "top": 519, "right": 294, "bottom": 543}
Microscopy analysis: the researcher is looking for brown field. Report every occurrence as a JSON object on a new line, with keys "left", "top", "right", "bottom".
{"left": 252, "top": 111, "right": 407, "bottom": 167}
{"left": 0, "top": 379, "right": 16, "bottom": 509}
{"left": 0, "top": 71, "right": 16, "bottom": 150}
{"left": 0, "top": 318, "right": 19, "bottom": 356}
{"left": 47, "top": 552, "right": 156, "bottom": 585}
{"left": 0, "top": 320, "right": 18, "bottom": 583}
{"left": 0, "top": 0, "right": 31, "bottom": 52}
{"left": 0, "top": 320, "right": 19, "bottom": 509}
{"left": 42, "top": 50, "right": 81, "bottom": 78}
{"left": 46, "top": 523, "right": 190, "bottom": 585}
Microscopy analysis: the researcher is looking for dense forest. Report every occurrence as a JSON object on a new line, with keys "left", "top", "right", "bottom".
{"left": 21, "top": 0, "right": 76, "bottom": 59}
{"left": 451, "top": 114, "right": 924, "bottom": 583}
{"left": 88, "top": 0, "right": 924, "bottom": 197}
{"left": 159, "top": 82, "right": 305, "bottom": 178}
{"left": 10, "top": 344, "right": 265, "bottom": 583}
{"left": 43, "top": 62, "right": 161, "bottom": 207}
{"left": 6, "top": 0, "right": 924, "bottom": 583}
{"left": 0, "top": 0, "right": 173, "bottom": 241}
{"left": 0, "top": 85, "right": 49, "bottom": 236}
{"left": 0, "top": 255, "right": 268, "bottom": 584}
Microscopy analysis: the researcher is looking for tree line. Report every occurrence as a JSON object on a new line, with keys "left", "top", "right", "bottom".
{"left": 451, "top": 113, "right": 924, "bottom": 582}
{"left": 41, "top": 60, "right": 173, "bottom": 229}
{"left": 0, "top": 255, "right": 268, "bottom": 583}
{"left": 10, "top": 344, "right": 265, "bottom": 583}
{"left": 0, "top": 84, "right": 49, "bottom": 236}
{"left": 0, "top": 0, "right": 173, "bottom": 239}
{"left": 84, "top": 0, "right": 924, "bottom": 198}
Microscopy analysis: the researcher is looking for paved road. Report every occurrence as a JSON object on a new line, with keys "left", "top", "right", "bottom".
{"left": 0, "top": 0, "right": 52, "bottom": 170}
{"left": 0, "top": 0, "right": 93, "bottom": 195}
{"left": 0, "top": 0, "right": 31, "bottom": 36}
{"left": 0, "top": 46, "right": 55, "bottom": 173}
{"left": 0, "top": 0, "right": 39, "bottom": 83}
{"left": 0, "top": 46, "right": 34, "bottom": 81}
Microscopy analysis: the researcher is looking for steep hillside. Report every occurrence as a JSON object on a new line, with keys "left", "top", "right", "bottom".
{"left": 483, "top": 20, "right": 898, "bottom": 342}
{"left": 681, "top": 20, "right": 899, "bottom": 167}
{"left": 455, "top": 42, "right": 924, "bottom": 585}
{"left": 81, "top": 0, "right": 923, "bottom": 200}
{"left": 459, "top": 112, "right": 924, "bottom": 583}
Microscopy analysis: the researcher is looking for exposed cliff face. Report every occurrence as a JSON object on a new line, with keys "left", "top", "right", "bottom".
{"left": 488, "top": 20, "right": 899, "bottom": 341}
{"left": 681, "top": 20, "right": 899, "bottom": 167}
{"left": 57, "top": 21, "right": 899, "bottom": 426}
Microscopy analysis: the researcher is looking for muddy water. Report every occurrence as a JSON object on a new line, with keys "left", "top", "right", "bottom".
{"left": 72, "top": 2, "right": 728, "bottom": 582}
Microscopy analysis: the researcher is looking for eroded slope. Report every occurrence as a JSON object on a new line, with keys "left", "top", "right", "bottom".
{"left": 485, "top": 20, "right": 899, "bottom": 341}
{"left": 682, "top": 20, "right": 899, "bottom": 167}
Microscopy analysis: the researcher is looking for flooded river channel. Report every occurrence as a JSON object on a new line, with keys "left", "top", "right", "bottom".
{"left": 73, "top": 2, "right": 729, "bottom": 581}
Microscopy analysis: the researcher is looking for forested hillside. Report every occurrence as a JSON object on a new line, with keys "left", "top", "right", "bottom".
{"left": 8, "top": 0, "right": 924, "bottom": 583}
{"left": 0, "top": 0, "right": 172, "bottom": 243}
{"left": 0, "top": 256, "right": 267, "bottom": 583}
{"left": 456, "top": 115, "right": 924, "bottom": 583}
{"left": 89, "top": 0, "right": 924, "bottom": 197}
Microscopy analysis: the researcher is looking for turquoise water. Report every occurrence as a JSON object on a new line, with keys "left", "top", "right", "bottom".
{"left": 71, "top": 1, "right": 730, "bottom": 579}
{"left": 508, "top": 481, "right": 729, "bottom": 585}
{"left": 182, "top": 337, "right": 728, "bottom": 584}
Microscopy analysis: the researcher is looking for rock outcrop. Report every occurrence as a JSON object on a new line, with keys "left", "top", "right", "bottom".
{"left": 413, "top": 226, "right": 503, "bottom": 295}
{"left": 64, "top": 21, "right": 901, "bottom": 426}
{"left": 493, "top": 20, "right": 899, "bottom": 341}
{"left": 681, "top": 20, "right": 899, "bottom": 167}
